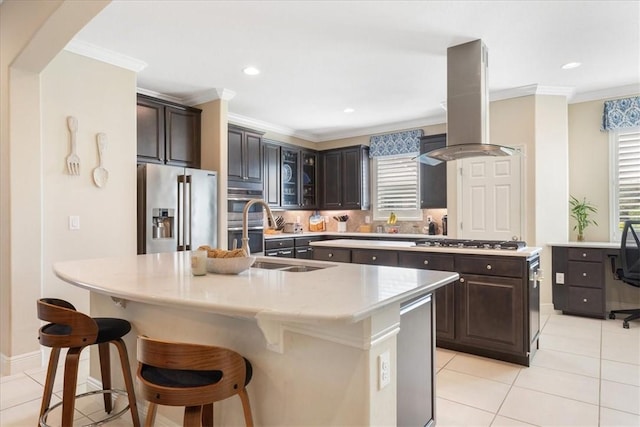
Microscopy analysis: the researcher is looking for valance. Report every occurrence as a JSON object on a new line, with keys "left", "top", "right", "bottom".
{"left": 369, "top": 129, "right": 423, "bottom": 158}
{"left": 602, "top": 96, "right": 640, "bottom": 131}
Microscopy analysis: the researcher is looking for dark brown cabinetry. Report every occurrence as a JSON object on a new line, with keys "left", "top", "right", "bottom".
{"left": 314, "top": 243, "right": 540, "bottom": 365}
{"left": 263, "top": 142, "right": 281, "bottom": 207}
{"left": 137, "top": 94, "right": 201, "bottom": 168}
{"left": 552, "top": 246, "right": 606, "bottom": 318}
{"left": 321, "top": 146, "right": 369, "bottom": 210}
{"left": 399, "top": 252, "right": 455, "bottom": 340}
{"left": 420, "top": 134, "right": 447, "bottom": 209}
{"left": 351, "top": 249, "right": 398, "bottom": 266}
{"left": 263, "top": 140, "right": 319, "bottom": 210}
{"left": 265, "top": 236, "right": 324, "bottom": 259}
{"left": 228, "top": 124, "right": 263, "bottom": 189}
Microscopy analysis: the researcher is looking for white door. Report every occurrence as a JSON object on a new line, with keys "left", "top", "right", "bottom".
{"left": 459, "top": 154, "right": 522, "bottom": 241}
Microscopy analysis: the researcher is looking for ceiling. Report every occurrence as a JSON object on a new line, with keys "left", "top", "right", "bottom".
{"left": 70, "top": 0, "right": 640, "bottom": 142}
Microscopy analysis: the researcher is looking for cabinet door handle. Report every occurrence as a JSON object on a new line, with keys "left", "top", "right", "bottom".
{"left": 423, "top": 260, "right": 429, "bottom": 265}
{"left": 583, "top": 298, "right": 588, "bottom": 303}
{"left": 583, "top": 272, "right": 587, "bottom": 277}
{"left": 372, "top": 256, "right": 377, "bottom": 261}
{"left": 582, "top": 253, "right": 587, "bottom": 257}
{"left": 460, "top": 278, "right": 465, "bottom": 283}
{"left": 328, "top": 253, "right": 333, "bottom": 258}
{"left": 280, "top": 250, "right": 292, "bottom": 255}
{"left": 486, "top": 264, "right": 492, "bottom": 270}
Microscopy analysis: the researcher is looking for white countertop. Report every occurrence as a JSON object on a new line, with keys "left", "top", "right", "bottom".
{"left": 548, "top": 241, "right": 620, "bottom": 249}
{"left": 311, "top": 239, "right": 542, "bottom": 257}
{"left": 53, "top": 252, "right": 458, "bottom": 323}
{"left": 264, "top": 231, "right": 442, "bottom": 240}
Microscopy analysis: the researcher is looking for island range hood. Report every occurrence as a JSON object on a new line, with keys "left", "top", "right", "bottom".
{"left": 418, "top": 39, "right": 517, "bottom": 164}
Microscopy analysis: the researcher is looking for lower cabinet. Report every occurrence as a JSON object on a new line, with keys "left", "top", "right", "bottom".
{"left": 265, "top": 236, "right": 324, "bottom": 259}
{"left": 552, "top": 246, "right": 607, "bottom": 318}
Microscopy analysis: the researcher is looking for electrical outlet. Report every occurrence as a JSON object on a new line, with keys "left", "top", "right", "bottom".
{"left": 556, "top": 272, "right": 565, "bottom": 285}
{"left": 365, "top": 216, "right": 371, "bottom": 224}
{"left": 378, "top": 351, "right": 391, "bottom": 389}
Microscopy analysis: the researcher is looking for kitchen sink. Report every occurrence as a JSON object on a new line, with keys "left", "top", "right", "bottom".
{"left": 252, "top": 260, "right": 330, "bottom": 272}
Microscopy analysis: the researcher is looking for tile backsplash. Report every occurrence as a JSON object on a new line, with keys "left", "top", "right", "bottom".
{"left": 272, "top": 208, "right": 448, "bottom": 235}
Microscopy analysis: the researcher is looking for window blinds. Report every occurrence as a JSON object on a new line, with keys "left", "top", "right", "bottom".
{"left": 616, "top": 128, "right": 640, "bottom": 223}
{"left": 375, "top": 155, "right": 419, "bottom": 211}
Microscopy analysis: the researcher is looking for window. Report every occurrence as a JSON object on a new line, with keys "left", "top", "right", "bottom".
{"left": 372, "top": 153, "right": 422, "bottom": 221}
{"left": 611, "top": 127, "right": 640, "bottom": 241}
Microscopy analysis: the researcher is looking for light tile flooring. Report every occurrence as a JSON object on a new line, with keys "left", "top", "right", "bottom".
{"left": 1, "top": 313, "right": 639, "bottom": 426}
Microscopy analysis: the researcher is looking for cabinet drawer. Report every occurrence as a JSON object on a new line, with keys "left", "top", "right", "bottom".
{"left": 294, "top": 246, "right": 314, "bottom": 259}
{"left": 265, "top": 248, "right": 295, "bottom": 258}
{"left": 567, "top": 261, "right": 603, "bottom": 288}
{"left": 399, "top": 252, "right": 454, "bottom": 271}
{"left": 295, "top": 236, "right": 324, "bottom": 247}
{"left": 352, "top": 249, "right": 398, "bottom": 266}
{"left": 567, "top": 286, "right": 604, "bottom": 316}
{"left": 264, "top": 238, "right": 294, "bottom": 250}
{"left": 456, "top": 256, "right": 524, "bottom": 278}
{"left": 567, "top": 248, "right": 602, "bottom": 262}
{"left": 313, "top": 247, "right": 351, "bottom": 263}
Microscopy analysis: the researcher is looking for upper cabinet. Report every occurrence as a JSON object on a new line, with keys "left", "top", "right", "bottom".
{"left": 420, "top": 134, "right": 447, "bottom": 209}
{"left": 321, "top": 145, "right": 370, "bottom": 210}
{"left": 136, "top": 94, "right": 201, "bottom": 168}
{"left": 263, "top": 140, "right": 319, "bottom": 210}
{"left": 228, "top": 124, "right": 264, "bottom": 190}
{"left": 263, "top": 141, "right": 281, "bottom": 207}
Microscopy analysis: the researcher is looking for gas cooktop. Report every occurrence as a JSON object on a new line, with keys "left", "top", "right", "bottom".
{"left": 416, "top": 239, "right": 527, "bottom": 251}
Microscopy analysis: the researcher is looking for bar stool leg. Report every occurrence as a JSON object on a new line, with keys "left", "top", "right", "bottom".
{"left": 145, "top": 403, "right": 157, "bottom": 427}
{"left": 238, "top": 389, "right": 254, "bottom": 427}
{"left": 38, "top": 347, "right": 61, "bottom": 426}
{"left": 184, "top": 406, "right": 202, "bottom": 427}
{"left": 201, "top": 402, "right": 213, "bottom": 427}
{"left": 98, "top": 342, "right": 113, "bottom": 414}
{"left": 61, "top": 347, "right": 82, "bottom": 426}
{"left": 112, "top": 338, "right": 141, "bottom": 427}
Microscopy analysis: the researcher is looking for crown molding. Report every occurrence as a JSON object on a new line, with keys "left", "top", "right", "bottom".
{"left": 64, "top": 39, "right": 147, "bottom": 72}
{"left": 314, "top": 114, "right": 447, "bottom": 142}
{"left": 136, "top": 87, "right": 184, "bottom": 104}
{"left": 569, "top": 84, "right": 640, "bottom": 104}
{"left": 490, "top": 84, "right": 575, "bottom": 102}
{"left": 183, "top": 88, "right": 236, "bottom": 106}
{"left": 227, "top": 113, "right": 320, "bottom": 142}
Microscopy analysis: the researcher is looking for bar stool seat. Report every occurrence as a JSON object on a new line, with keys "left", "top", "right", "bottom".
{"left": 136, "top": 336, "right": 254, "bottom": 426}
{"left": 37, "top": 298, "right": 141, "bottom": 427}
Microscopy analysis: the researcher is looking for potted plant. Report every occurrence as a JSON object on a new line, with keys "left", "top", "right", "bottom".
{"left": 569, "top": 195, "right": 598, "bottom": 241}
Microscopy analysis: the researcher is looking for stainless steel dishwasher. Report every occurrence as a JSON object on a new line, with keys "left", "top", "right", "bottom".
{"left": 397, "top": 293, "right": 435, "bottom": 427}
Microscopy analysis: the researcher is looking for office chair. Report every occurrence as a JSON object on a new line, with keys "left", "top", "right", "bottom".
{"left": 609, "top": 220, "right": 640, "bottom": 328}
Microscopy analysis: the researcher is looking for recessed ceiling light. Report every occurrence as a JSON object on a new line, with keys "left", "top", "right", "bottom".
{"left": 243, "top": 66, "right": 260, "bottom": 76}
{"left": 344, "top": 108, "right": 355, "bottom": 113}
{"left": 561, "top": 62, "right": 581, "bottom": 70}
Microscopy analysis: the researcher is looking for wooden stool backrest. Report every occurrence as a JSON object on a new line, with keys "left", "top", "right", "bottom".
{"left": 137, "top": 336, "right": 248, "bottom": 406}
{"left": 37, "top": 298, "right": 98, "bottom": 348}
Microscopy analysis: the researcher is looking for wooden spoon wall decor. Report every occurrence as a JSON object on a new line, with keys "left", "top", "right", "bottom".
{"left": 93, "top": 133, "right": 109, "bottom": 187}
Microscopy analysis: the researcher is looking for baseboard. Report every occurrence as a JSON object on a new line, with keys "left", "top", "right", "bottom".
{"left": 540, "top": 303, "right": 557, "bottom": 316}
{"left": 0, "top": 350, "right": 42, "bottom": 376}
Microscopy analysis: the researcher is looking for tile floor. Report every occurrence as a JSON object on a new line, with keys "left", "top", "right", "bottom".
{"left": 1, "top": 313, "right": 639, "bottom": 426}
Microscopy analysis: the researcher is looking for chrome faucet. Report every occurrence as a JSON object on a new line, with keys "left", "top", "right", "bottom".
{"left": 242, "top": 199, "right": 276, "bottom": 256}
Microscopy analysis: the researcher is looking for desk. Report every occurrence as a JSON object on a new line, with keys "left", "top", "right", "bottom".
{"left": 551, "top": 242, "right": 639, "bottom": 318}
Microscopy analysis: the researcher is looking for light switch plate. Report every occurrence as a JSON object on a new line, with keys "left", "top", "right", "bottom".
{"left": 556, "top": 272, "right": 564, "bottom": 284}
{"left": 69, "top": 215, "right": 80, "bottom": 230}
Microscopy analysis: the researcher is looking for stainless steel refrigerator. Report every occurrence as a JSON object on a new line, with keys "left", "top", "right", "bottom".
{"left": 137, "top": 164, "right": 217, "bottom": 254}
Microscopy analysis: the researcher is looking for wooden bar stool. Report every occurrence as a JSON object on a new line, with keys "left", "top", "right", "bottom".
{"left": 136, "top": 336, "right": 254, "bottom": 426}
{"left": 37, "top": 298, "right": 141, "bottom": 427}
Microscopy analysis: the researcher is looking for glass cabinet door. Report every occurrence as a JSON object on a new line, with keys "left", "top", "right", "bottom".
{"left": 281, "top": 149, "right": 300, "bottom": 207}
{"left": 302, "top": 151, "right": 318, "bottom": 208}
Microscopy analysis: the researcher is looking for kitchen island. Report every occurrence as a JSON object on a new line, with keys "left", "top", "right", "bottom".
{"left": 311, "top": 239, "right": 543, "bottom": 366}
{"left": 53, "top": 252, "right": 458, "bottom": 426}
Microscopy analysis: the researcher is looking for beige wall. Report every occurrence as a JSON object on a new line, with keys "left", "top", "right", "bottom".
{"left": 0, "top": 0, "right": 112, "bottom": 374}
{"left": 568, "top": 99, "right": 617, "bottom": 242}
